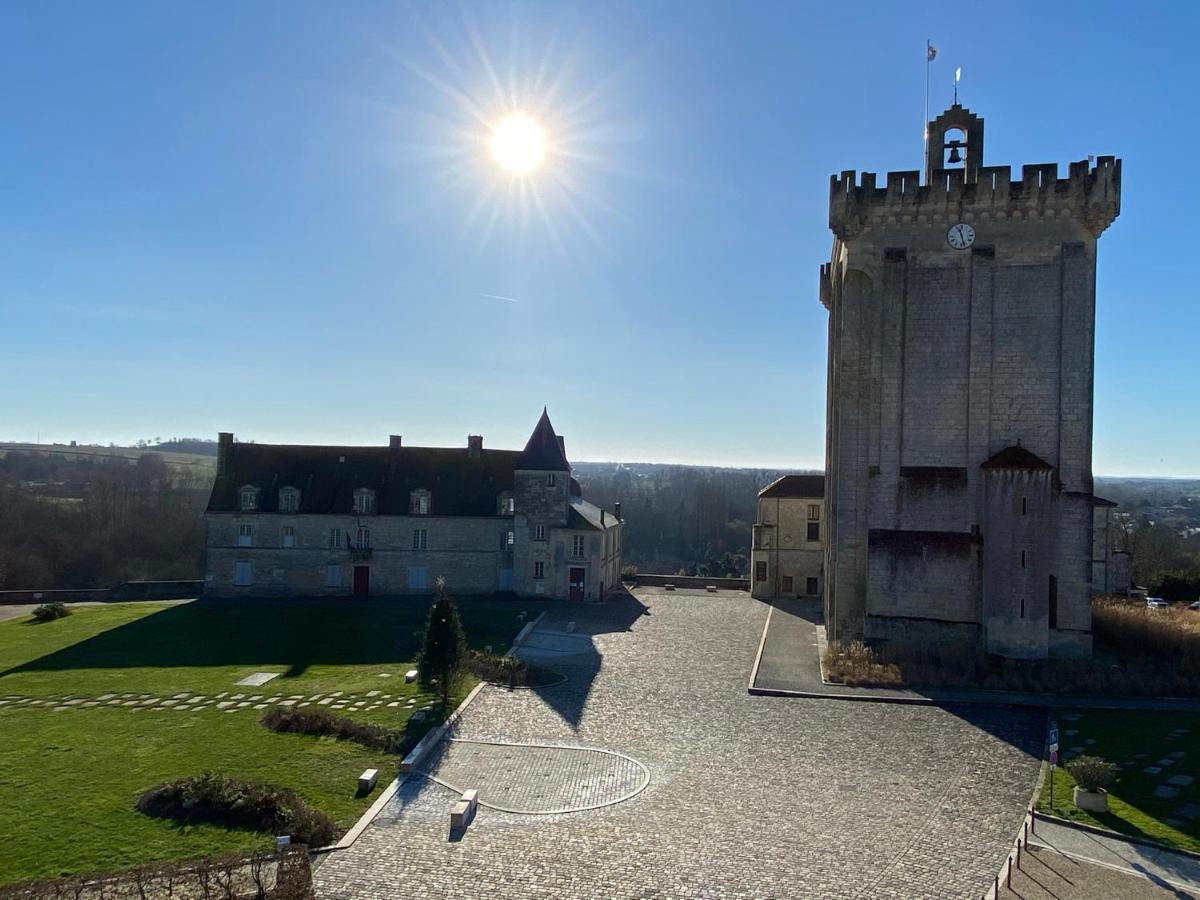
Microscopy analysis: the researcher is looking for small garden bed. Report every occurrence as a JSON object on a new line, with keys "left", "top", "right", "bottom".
{"left": 261, "top": 706, "right": 422, "bottom": 755}
{"left": 463, "top": 649, "right": 561, "bottom": 689}
{"left": 136, "top": 773, "right": 337, "bottom": 847}
{"left": 823, "top": 598, "right": 1200, "bottom": 696}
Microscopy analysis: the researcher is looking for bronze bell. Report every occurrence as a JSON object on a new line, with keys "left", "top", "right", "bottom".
{"left": 946, "top": 140, "right": 963, "bottom": 164}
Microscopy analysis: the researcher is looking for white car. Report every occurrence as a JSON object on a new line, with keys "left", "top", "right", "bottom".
{"left": 1189, "top": 600, "right": 1200, "bottom": 611}
{"left": 1147, "top": 597, "right": 1170, "bottom": 610}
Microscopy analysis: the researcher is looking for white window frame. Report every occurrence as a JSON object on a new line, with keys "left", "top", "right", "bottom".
{"left": 238, "top": 524, "right": 254, "bottom": 547}
{"left": 234, "top": 560, "right": 253, "bottom": 586}
{"left": 410, "top": 490, "right": 430, "bottom": 515}
{"left": 356, "top": 527, "right": 370, "bottom": 550}
{"left": 239, "top": 487, "right": 258, "bottom": 511}
{"left": 572, "top": 535, "right": 585, "bottom": 557}
{"left": 325, "top": 564, "right": 341, "bottom": 588}
{"left": 500, "top": 530, "right": 514, "bottom": 550}
{"left": 329, "top": 527, "right": 342, "bottom": 549}
{"left": 499, "top": 494, "right": 514, "bottom": 515}
{"left": 353, "top": 489, "right": 376, "bottom": 515}
{"left": 535, "top": 524, "right": 546, "bottom": 541}
{"left": 281, "top": 525, "right": 296, "bottom": 548}
{"left": 533, "top": 561, "right": 545, "bottom": 579}
{"left": 412, "top": 528, "right": 428, "bottom": 550}
{"left": 279, "top": 487, "right": 300, "bottom": 513}
{"left": 808, "top": 504, "right": 820, "bottom": 521}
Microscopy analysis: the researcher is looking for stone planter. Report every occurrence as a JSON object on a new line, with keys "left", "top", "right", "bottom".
{"left": 1073, "top": 786, "right": 1109, "bottom": 812}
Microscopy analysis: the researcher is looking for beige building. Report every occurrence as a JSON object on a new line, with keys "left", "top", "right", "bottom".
{"left": 204, "top": 409, "right": 623, "bottom": 601}
{"left": 820, "top": 103, "right": 1121, "bottom": 659}
{"left": 1092, "top": 496, "right": 1131, "bottom": 596}
{"left": 751, "top": 475, "right": 825, "bottom": 601}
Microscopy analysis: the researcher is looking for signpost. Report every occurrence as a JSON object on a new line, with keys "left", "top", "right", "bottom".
{"left": 1047, "top": 720, "right": 1060, "bottom": 812}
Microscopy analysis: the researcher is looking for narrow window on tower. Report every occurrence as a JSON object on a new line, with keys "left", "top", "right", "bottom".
{"left": 1021, "top": 497, "right": 1027, "bottom": 515}
{"left": 1020, "top": 597, "right": 1025, "bottom": 618}
{"left": 1021, "top": 550, "right": 1026, "bottom": 569}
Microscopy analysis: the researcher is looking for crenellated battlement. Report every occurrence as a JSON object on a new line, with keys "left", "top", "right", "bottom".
{"left": 829, "top": 156, "right": 1121, "bottom": 241}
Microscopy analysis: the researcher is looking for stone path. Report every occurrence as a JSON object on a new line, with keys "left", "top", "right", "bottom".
{"left": 315, "top": 588, "right": 1044, "bottom": 899}
{"left": 1030, "top": 817, "right": 1200, "bottom": 891}
{"left": 997, "top": 843, "right": 1194, "bottom": 899}
{"left": 0, "top": 689, "right": 431, "bottom": 716}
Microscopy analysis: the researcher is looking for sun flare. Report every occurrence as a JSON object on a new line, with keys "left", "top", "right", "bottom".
{"left": 489, "top": 113, "right": 546, "bottom": 175}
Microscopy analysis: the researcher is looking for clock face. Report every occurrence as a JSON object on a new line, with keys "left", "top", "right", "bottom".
{"left": 947, "top": 223, "right": 976, "bottom": 250}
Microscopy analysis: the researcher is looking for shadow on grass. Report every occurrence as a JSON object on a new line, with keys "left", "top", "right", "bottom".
{"left": 1, "top": 595, "right": 548, "bottom": 680}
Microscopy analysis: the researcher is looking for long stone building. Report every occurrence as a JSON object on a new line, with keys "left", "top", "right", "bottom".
{"left": 820, "top": 103, "right": 1121, "bottom": 658}
{"left": 204, "top": 409, "right": 623, "bottom": 600}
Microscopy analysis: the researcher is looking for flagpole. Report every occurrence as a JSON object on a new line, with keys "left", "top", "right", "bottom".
{"left": 924, "top": 40, "right": 931, "bottom": 178}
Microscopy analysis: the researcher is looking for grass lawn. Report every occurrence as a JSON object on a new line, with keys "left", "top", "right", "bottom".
{"left": 0, "top": 595, "right": 552, "bottom": 884}
{"left": 1037, "top": 708, "right": 1200, "bottom": 854}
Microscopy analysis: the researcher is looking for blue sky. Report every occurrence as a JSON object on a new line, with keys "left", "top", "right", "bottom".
{"left": 2, "top": 1, "right": 1196, "bottom": 475}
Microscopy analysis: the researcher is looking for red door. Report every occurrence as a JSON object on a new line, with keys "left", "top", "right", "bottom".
{"left": 353, "top": 566, "right": 370, "bottom": 597}
{"left": 569, "top": 567, "right": 585, "bottom": 601}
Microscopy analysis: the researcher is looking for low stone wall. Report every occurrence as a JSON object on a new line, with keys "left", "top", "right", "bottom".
{"left": 629, "top": 574, "right": 750, "bottom": 591}
{"left": 0, "top": 581, "right": 203, "bottom": 606}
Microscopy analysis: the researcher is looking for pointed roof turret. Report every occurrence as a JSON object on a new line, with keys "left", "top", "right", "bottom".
{"left": 517, "top": 407, "right": 570, "bottom": 471}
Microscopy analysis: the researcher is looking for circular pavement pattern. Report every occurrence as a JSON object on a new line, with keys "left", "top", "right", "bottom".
{"left": 416, "top": 737, "right": 649, "bottom": 814}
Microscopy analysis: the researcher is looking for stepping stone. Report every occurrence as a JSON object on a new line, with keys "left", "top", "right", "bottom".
{"left": 82, "top": 701, "right": 98, "bottom": 708}
{"left": 1165, "top": 818, "right": 1184, "bottom": 827}
{"left": 215, "top": 692, "right": 228, "bottom": 699}
{"left": 235, "top": 672, "right": 280, "bottom": 687}
{"left": 267, "top": 697, "right": 281, "bottom": 703}
{"left": 1175, "top": 729, "right": 1191, "bottom": 734}
{"left": 366, "top": 690, "right": 380, "bottom": 697}
{"left": 97, "top": 694, "right": 116, "bottom": 701}
{"left": 1157, "top": 759, "right": 1176, "bottom": 767}
{"left": 122, "top": 700, "right": 139, "bottom": 706}
{"left": 231, "top": 694, "right": 246, "bottom": 700}
{"left": 332, "top": 704, "right": 346, "bottom": 710}
{"left": 1064, "top": 729, "right": 1078, "bottom": 736}
{"left": 216, "top": 701, "right": 234, "bottom": 709}
{"left": 1155, "top": 786, "right": 1180, "bottom": 799}
{"left": 1133, "top": 754, "right": 1147, "bottom": 759}
{"left": 172, "top": 693, "right": 190, "bottom": 699}
{"left": 1084, "top": 739, "right": 1096, "bottom": 745}
{"left": 377, "top": 673, "right": 392, "bottom": 677}
{"left": 329, "top": 691, "right": 343, "bottom": 697}
{"left": 1062, "top": 714, "right": 1081, "bottom": 722}
{"left": 1170, "top": 751, "right": 1187, "bottom": 758}
{"left": 319, "top": 698, "right": 333, "bottom": 705}
{"left": 1169, "top": 775, "right": 1195, "bottom": 787}
{"left": 254, "top": 704, "right": 268, "bottom": 709}
{"left": 107, "top": 699, "right": 121, "bottom": 705}
{"left": 367, "top": 704, "right": 380, "bottom": 710}
{"left": 162, "top": 700, "right": 178, "bottom": 706}
{"left": 1068, "top": 746, "right": 1084, "bottom": 753}
{"left": 235, "top": 702, "right": 250, "bottom": 708}
{"left": 387, "top": 702, "right": 400, "bottom": 708}
{"left": 1144, "top": 766, "right": 1163, "bottom": 774}
{"left": 299, "top": 702, "right": 311, "bottom": 707}
{"left": 279, "top": 699, "right": 297, "bottom": 707}
{"left": 1177, "top": 804, "right": 1200, "bottom": 820}
{"left": 53, "top": 706, "right": 69, "bottom": 711}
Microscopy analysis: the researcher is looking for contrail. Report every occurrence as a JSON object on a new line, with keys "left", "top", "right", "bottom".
{"left": 481, "top": 292, "right": 519, "bottom": 303}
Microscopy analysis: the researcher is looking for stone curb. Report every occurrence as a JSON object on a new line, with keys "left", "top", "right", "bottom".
{"left": 746, "top": 603, "right": 773, "bottom": 692}
{"left": 507, "top": 610, "right": 548, "bottom": 656}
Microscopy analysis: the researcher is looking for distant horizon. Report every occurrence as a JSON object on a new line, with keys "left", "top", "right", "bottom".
{"left": 3, "top": 434, "right": 1198, "bottom": 481}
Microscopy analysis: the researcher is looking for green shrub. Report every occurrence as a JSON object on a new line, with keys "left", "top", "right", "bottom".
{"left": 465, "top": 649, "right": 527, "bottom": 687}
{"left": 135, "top": 772, "right": 336, "bottom": 847}
{"left": 261, "top": 706, "right": 410, "bottom": 754}
{"left": 31, "top": 601, "right": 70, "bottom": 622}
{"left": 1067, "top": 755, "right": 1118, "bottom": 792}
{"left": 621, "top": 565, "right": 638, "bottom": 580}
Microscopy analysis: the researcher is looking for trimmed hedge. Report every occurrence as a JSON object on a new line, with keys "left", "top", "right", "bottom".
{"left": 260, "top": 706, "right": 409, "bottom": 754}
{"left": 136, "top": 773, "right": 336, "bottom": 847}
{"left": 31, "top": 601, "right": 70, "bottom": 623}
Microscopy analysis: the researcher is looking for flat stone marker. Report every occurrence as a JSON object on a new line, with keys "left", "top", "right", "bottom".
{"left": 319, "top": 698, "right": 333, "bottom": 705}
{"left": 279, "top": 699, "right": 297, "bottom": 707}
{"left": 405, "top": 670, "right": 418, "bottom": 683}
{"left": 358, "top": 768, "right": 379, "bottom": 792}
{"left": 217, "top": 701, "right": 234, "bottom": 709}
{"left": 254, "top": 703, "right": 268, "bottom": 709}
{"left": 366, "top": 690, "right": 380, "bottom": 697}
{"left": 1170, "top": 751, "right": 1186, "bottom": 758}
{"left": 1155, "top": 786, "right": 1179, "bottom": 799}
{"left": 387, "top": 702, "right": 399, "bottom": 708}
{"left": 1144, "top": 766, "right": 1163, "bottom": 774}
{"left": 1169, "top": 775, "right": 1195, "bottom": 787}
{"left": 1156, "top": 758, "right": 1176, "bottom": 767}
{"left": 1177, "top": 804, "right": 1200, "bottom": 819}
{"left": 97, "top": 694, "right": 115, "bottom": 701}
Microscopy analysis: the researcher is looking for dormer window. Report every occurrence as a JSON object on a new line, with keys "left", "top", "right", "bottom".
{"left": 239, "top": 486, "right": 259, "bottom": 511}
{"left": 498, "top": 492, "right": 514, "bottom": 516}
{"left": 353, "top": 489, "right": 376, "bottom": 515}
{"left": 279, "top": 487, "right": 300, "bottom": 513}
{"left": 410, "top": 489, "right": 431, "bottom": 516}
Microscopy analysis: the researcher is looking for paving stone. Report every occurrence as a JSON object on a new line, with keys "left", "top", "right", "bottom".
{"left": 366, "top": 690, "right": 380, "bottom": 697}
{"left": 254, "top": 704, "right": 268, "bottom": 709}
{"left": 279, "top": 699, "right": 297, "bottom": 707}
{"left": 387, "top": 702, "right": 400, "bottom": 708}
{"left": 172, "top": 693, "right": 190, "bottom": 699}
{"left": 1062, "top": 713, "right": 1082, "bottom": 722}
{"left": 235, "top": 702, "right": 250, "bottom": 708}
{"left": 1144, "top": 766, "right": 1163, "bottom": 774}
{"left": 1084, "top": 738, "right": 1095, "bottom": 745}
{"left": 299, "top": 702, "right": 311, "bottom": 707}
{"left": 1177, "top": 804, "right": 1200, "bottom": 820}
{"left": 1155, "top": 786, "right": 1180, "bottom": 799}
{"left": 1165, "top": 818, "right": 1184, "bottom": 826}
{"left": 1168, "top": 775, "right": 1195, "bottom": 787}
{"left": 1156, "top": 758, "right": 1176, "bottom": 767}
{"left": 97, "top": 694, "right": 116, "bottom": 701}
{"left": 1064, "top": 729, "right": 1078, "bottom": 736}
{"left": 215, "top": 692, "right": 228, "bottom": 699}
{"left": 1170, "top": 751, "right": 1187, "bottom": 758}
{"left": 319, "top": 698, "right": 333, "bottom": 705}
{"left": 314, "top": 590, "right": 1045, "bottom": 900}
{"left": 216, "top": 701, "right": 234, "bottom": 709}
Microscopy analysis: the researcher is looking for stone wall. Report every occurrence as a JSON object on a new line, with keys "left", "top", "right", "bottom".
{"left": 751, "top": 495, "right": 823, "bottom": 600}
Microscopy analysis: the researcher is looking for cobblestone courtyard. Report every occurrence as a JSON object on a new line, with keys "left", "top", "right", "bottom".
{"left": 314, "top": 589, "right": 1043, "bottom": 899}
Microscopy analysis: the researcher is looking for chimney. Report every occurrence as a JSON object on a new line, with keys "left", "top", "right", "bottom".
{"left": 217, "top": 432, "right": 234, "bottom": 476}
{"left": 467, "top": 435, "right": 483, "bottom": 459}
{"left": 389, "top": 435, "right": 402, "bottom": 449}
{"left": 615, "top": 501, "right": 621, "bottom": 521}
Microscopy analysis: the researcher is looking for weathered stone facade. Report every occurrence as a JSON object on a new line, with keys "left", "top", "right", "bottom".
{"left": 820, "top": 104, "right": 1121, "bottom": 659}
{"left": 751, "top": 475, "right": 824, "bottom": 600}
{"left": 204, "top": 410, "right": 622, "bottom": 601}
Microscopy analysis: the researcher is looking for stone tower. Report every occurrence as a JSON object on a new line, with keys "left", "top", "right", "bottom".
{"left": 820, "top": 104, "right": 1120, "bottom": 659}
{"left": 511, "top": 408, "right": 571, "bottom": 596}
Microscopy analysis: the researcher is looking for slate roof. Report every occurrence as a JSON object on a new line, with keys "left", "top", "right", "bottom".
{"left": 569, "top": 497, "right": 619, "bottom": 532}
{"left": 759, "top": 474, "right": 825, "bottom": 499}
{"left": 516, "top": 408, "right": 570, "bottom": 471}
{"left": 980, "top": 446, "right": 1054, "bottom": 471}
{"left": 207, "top": 443, "right": 519, "bottom": 516}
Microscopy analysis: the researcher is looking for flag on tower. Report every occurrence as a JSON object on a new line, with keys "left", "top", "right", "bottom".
{"left": 927, "top": 42, "right": 938, "bottom": 62}
{"left": 955, "top": 66, "right": 962, "bottom": 83}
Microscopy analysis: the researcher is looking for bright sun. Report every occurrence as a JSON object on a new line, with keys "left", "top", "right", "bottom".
{"left": 489, "top": 113, "right": 546, "bottom": 175}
